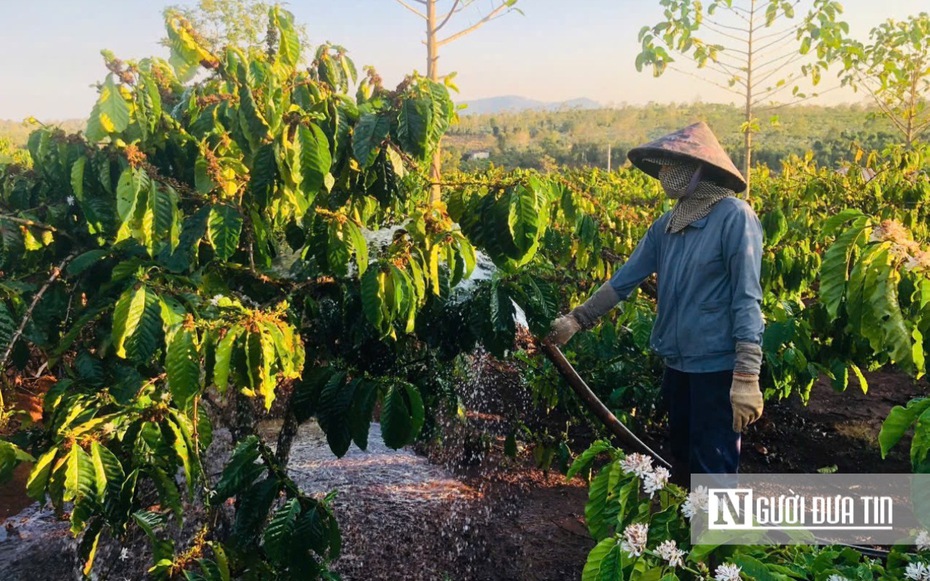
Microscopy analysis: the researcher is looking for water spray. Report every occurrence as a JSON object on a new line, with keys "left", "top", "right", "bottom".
{"left": 539, "top": 340, "right": 672, "bottom": 469}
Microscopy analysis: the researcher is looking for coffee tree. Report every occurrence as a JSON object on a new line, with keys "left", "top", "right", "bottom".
{"left": 0, "top": 6, "right": 558, "bottom": 578}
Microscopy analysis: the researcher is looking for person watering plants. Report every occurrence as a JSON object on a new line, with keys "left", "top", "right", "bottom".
{"left": 547, "top": 122, "right": 764, "bottom": 484}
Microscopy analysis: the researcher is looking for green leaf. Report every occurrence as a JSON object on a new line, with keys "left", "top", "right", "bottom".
{"left": 124, "top": 289, "right": 163, "bottom": 363}
{"left": 67, "top": 250, "right": 108, "bottom": 277}
{"left": 249, "top": 143, "right": 277, "bottom": 209}
{"left": 113, "top": 285, "right": 147, "bottom": 359}
{"left": 273, "top": 7, "right": 301, "bottom": 69}
{"left": 0, "top": 441, "right": 34, "bottom": 484}
{"left": 361, "top": 267, "right": 386, "bottom": 335}
{"left": 567, "top": 440, "right": 613, "bottom": 480}
{"left": 77, "top": 518, "right": 104, "bottom": 578}
{"left": 86, "top": 75, "right": 130, "bottom": 141}
{"left": 0, "top": 301, "right": 16, "bottom": 357}
{"left": 348, "top": 379, "right": 378, "bottom": 451}
{"left": 508, "top": 184, "right": 541, "bottom": 255}
{"left": 380, "top": 381, "right": 424, "bottom": 449}
{"left": 397, "top": 97, "right": 431, "bottom": 159}
{"left": 213, "top": 435, "right": 264, "bottom": 502}
{"left": 90, "top": 441, "right": 124, "bottom": 506}
{"left": 214, "top": 325, "right": 242, "bottom": 393}
{"left": 162, "top": 418, "right": 195, "bottom": 495}
{"left": 231, "top": 477, "right": 279, "bottom": 548}
{"left": 145, "top": 180, "right": 180, "bottom": 257}
{"left": 167, "top": 326, "right": 200, "bottom": 407}
{"left": 343, "top": 220, "right": 369, "bottom": 276}
{"left": 238, "top": 85, "right": 270, "bottom": 150}
{"left": 731, "top": 554, "right": 792, "bottom": 581}
{"left": 820, "top": 219, "right": 868, "bottom": 319}
{"left": 326, "top": 220, "right": 351, "bottom": 277}
{"left": 297, "top": 123, "right": 332, "bottom": 200}
{"left": 352, "top": 114, "right": 391, "bottom": 167}
{"left": 71, "top": 157, "right": 86, "bottom": 200}
{"left": 64, "top": 445, "right": 95, "bottom": 504}
{"left": 581, "top": 536, "right": 623, "bottom": 581}
{"left": 263, "top": 498, "right": 301, "bottom": 564}
{"left": 585, "top": 463, "right": 614, "bottom": 540}
{"left": 207, "top": 204, "right": 243, "bottom": 262}
{"left": 317, "top": 371, "right": 352, "bottom": 457}
{"left": 26, "top": 448, "right": 58, "bottom": 500}
{"left": 912, "top": 407, "right": 930, "bottom": 473}
{"left": 879, "top": 398, "right": 930, "bottom": 458}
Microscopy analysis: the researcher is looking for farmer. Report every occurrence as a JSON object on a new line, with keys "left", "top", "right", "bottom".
{"left": 547, "top": 122, "right": 764, "bottom": 484}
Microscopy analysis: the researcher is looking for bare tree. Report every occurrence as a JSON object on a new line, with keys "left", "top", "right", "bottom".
{"left": 394, "top": 0, "right": 520, "bottom": 203}
{"left": 637, "top": 0, "right": 849, "bottom": 195}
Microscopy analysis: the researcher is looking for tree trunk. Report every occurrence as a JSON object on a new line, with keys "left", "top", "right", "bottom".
{"left": 743, "top": 0, "right": 756, "bottom": 199}
{"left": 426, "top": 0, "right": 442, "bottom": 205}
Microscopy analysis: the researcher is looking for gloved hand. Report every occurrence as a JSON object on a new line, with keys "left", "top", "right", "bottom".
{"left": 731, "top": 342, "right": 764, "bottom": 432}
{"left": 730, "top": 373, "right": 763, "bottom": 432}
{"left": 547, "top": 314, "right": 581, "bottom": 345}
{"left": 545, "top": 282, "right": 620, "bottom": 346}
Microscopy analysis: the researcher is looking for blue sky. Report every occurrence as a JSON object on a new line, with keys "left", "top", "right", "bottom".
{"left": 0, "top": 0, "right": 926, "bottom": 120}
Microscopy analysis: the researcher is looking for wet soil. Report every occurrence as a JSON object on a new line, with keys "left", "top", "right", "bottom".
{"left": 738, "top": 370, "right": 925, "bottom": 474}
{"left": 0, "top": 363, "right": 925, "bottom": 580}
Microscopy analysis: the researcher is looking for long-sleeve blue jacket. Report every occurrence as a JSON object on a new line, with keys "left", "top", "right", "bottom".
{"left": 607, "top": 197, "right": 764, "bottom": 373}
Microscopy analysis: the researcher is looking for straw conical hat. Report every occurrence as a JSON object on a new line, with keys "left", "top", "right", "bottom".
{"left": 627, "top": 122, "right": 746, "bottom": 193}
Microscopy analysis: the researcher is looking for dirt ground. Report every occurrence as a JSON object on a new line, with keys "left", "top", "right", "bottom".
{"left": 738, "top": 370, "right": 922, "bottom": 474}
{"left": 423, "top": 364, "right": 927, "bottom": 581}
{"left": 0, "top": 363, "right": 925, "bottom": 580}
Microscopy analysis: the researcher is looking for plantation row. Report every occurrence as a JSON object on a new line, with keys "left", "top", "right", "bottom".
{"left": 0, "top": 6, "right": 928, "bottom": 579}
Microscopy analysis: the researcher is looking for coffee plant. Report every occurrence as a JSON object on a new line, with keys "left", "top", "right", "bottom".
{"left": 0, "top": 6, "right": 556, "bottom": 578}
{"left": 2, "top": 4, "right": 930, "bottom": 579}
{"left": 571, "top": 440, "right": 929, "bottom": 581}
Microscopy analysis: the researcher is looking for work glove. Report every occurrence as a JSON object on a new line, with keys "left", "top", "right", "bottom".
{"left": 546, "top": 282, "right": 620, "bottom": 345}
{"left": 731, "top": 342, "right": 764, "bottom": 432}
{"left": 547, "top": 315, "right": 581, "bottom": 346}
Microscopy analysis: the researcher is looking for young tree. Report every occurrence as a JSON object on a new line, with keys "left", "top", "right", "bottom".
{"left": 394, "top": 0, "right": 521, "bottom": 203}
{"left": 836, "top": 13, "right": 930, "bottom": 149}
{"left": 165, "top": 0, "right": 308, "bottom": 53}
{"left": 636, "top": 0, "right": 848, "bottom": 194}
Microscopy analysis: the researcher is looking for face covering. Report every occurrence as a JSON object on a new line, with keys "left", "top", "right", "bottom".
{"left": 658, "top": 161, "right": 701, "bottom": 199}
{"left": 646, "top": 156, "right": 734, "bottom": 233}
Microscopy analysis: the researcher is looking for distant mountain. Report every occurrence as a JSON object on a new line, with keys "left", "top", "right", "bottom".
{"left": 459, "top": 96, "right": 601, "bottom": 115}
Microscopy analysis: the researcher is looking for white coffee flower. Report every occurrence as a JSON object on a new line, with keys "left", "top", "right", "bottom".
{"left": 655, "top": 539, "right": 684, "bottom": 568}
{"left": 682, "top": 485, "right": 709, "bottom": 520}
{"left": 620, "top": 453, "right": 654, "bottom": 479}
{"left": 119, "top": 547, "right": 130, "bottom": 561}
{"left": 715, "top": 562, "right": 742, "bottom": 581}
{"left": 66, "top": 195, "right": 76, "bottom": 206}
{"left": 643, "top": 466, "right": 670, "bottom": 498}
{"left": 209, "top": 294, "right": 224, "bottom": 306}
{"left": 905, "top": 561, "right": 930, "bottom": 581}
{"left": 620, "top": 522, "right": 649, "bottom": 557}
{"left": 826, "top": 575, "right": 850, "bottom": 581}
{"left": 917, "top": 530, "right": 930, "bottom": 551}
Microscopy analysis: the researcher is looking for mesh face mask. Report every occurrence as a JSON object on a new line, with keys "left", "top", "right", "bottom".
{"left": 644, "top": 156, "right": 734, "bottom": 233}
{"left": 657, "top": 161, "right": 701, "bottom": 199}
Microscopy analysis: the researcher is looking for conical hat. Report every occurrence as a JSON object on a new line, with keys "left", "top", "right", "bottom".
{"left": 627, "top": 122, "right": 746, "bottom": 193}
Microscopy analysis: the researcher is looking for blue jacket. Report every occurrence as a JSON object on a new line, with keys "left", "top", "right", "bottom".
{"left": 607, "top": 197, "right": 764, "bottom": 373}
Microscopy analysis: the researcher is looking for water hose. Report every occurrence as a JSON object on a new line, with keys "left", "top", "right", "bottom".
{"left": 540, "top": 340, "right": 672, "bottom": 469}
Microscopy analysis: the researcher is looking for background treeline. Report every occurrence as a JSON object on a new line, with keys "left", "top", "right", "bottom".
{"left": 0, "top": 102, "right": 901, "bottom": 173}
{"left": 443, "top": 102, "right": 899, "bottom": 173}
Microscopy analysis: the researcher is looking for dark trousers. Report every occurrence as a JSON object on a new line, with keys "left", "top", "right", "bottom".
{"left": 661, "top": 367, "right": 741, "bottom": 486}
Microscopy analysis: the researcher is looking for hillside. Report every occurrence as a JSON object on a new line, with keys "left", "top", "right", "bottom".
{"left": 460, "top": 96, "right": 601, "bottom": 115}
{"left": 443, "top": 102, "right": 897, "bottom": 172}
{"left": 0, "top": 119, "right": 85, "bottom": 147}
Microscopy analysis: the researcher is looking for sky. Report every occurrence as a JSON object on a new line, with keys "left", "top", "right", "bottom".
{"left": 0, "top": 0, "right": 926, "bottom": 121}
